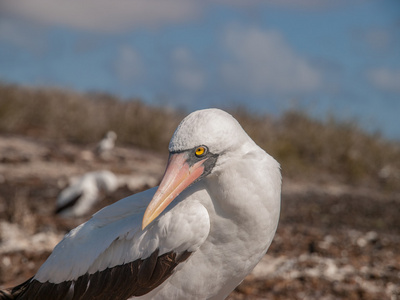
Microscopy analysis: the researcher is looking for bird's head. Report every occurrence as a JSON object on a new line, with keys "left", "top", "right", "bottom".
{"left": 142, "top": 108, "right": 251, "bottom": 229}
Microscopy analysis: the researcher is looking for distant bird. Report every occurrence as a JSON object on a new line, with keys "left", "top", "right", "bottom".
{"left": 55, "top": 170, "right": 119, "bottom": 218}
{"left": 95, "top": 131, "right": 117, "bottom": 156}
{"left": 0, "top": 109, "right": 281, "bottom": 300}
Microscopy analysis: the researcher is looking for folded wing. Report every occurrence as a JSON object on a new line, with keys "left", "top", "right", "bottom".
{"left": 10, "top": 188, "right": 210, "bottom": 300}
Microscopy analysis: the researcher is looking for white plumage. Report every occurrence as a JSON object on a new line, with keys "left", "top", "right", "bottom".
{"left": 95, "top": 130, "right": 117, "bottom": 156}
{"left": 1, "top": 109, "right": 281, "bottom": 300}
{"left": 55, "top": 170, "right": 118, "bottom": 217}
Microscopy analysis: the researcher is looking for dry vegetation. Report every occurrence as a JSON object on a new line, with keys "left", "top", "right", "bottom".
{"left": 1, "top": 82, "right": 399, "bottom": 190}
{"left": 0, "top": 83, "right": 179, "bottom": 150}
{"left": 0, "top": 82, "right": 399, "bottom": 299}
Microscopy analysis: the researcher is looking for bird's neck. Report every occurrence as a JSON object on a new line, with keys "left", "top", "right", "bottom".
{"left": 202, "top": 150, "right": 281, "bottom": 248}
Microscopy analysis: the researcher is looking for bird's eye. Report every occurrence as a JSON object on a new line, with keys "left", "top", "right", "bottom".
{"left": 195, "top": 146, "right": 207, "bottom": 157}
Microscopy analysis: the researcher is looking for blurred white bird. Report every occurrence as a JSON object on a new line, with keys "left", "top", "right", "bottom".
{"left": 95, "top": 131, "right": 117, "bottom": 156}
{"left": 55, "top": 170, "right": 119, "bottom": 217}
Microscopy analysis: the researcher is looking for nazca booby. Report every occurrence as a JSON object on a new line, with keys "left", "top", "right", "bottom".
{"left": 0, "top": 108, "right": 281, "bottom": 300}
{"left": 55, "top": 170, "right": 119, "bottom": 217}
{"left": 95, "top": 131, "right": 117, "bottom": 156}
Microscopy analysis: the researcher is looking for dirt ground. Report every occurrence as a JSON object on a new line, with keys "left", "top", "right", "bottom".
{"left": 0, "top": 135, "right": 399, "bottom": 299}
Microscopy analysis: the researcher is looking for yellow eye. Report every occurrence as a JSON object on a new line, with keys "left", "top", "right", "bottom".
{"left": 195, "top": 146, "right": 206, "bottom": 157}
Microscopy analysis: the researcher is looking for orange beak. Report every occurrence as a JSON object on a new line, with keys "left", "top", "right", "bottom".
{"left": 142, "top": 152, "right": 207, "bottom": 229}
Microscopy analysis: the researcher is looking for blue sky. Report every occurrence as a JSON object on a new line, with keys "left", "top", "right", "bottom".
{"left": 0, "top": 0, "right": 399, "bottom": 139}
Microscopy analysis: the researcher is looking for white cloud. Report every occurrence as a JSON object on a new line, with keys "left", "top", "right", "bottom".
{"left": 0, "top": 0, "right": 348, "bottom": 35}
{"left": 172, "top": 48, "right": 193, "bottom": 65}
{"left": 171, "top": 48, "right": 205, "bottom": 92}
{"left": 363, "top": 29, "right": 391, "bottom": 51}
{"left": 114, "top": 46, "right": 144, "bottom": 83}
{"left": 214, "top": 0, "right": 358, "bottom": 10}
{"left": 0, "top": 17, "right": 47, "bottom": 53}
{"left": 0, "top": 0, "right": 201, "bottom": 33}
{"left": 220, "top": 25, "right": 321, "bottom": 95}
{"left": 367, "top": 68, "right": 400, "bottom": 93}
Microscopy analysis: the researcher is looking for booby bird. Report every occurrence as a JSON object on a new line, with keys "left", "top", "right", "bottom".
{"left": 0, "top": 108, "right": 281, "bottom": 300}
{"left": 95, "top": 130, "right": 117, "bottom": 156}
{"left": 55, "top": 170, "right": 119, "bottom": 217}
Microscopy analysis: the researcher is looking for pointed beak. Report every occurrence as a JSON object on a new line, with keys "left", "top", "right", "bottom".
{"left": 142, "top": 152, "right": 207, "bottom": 229}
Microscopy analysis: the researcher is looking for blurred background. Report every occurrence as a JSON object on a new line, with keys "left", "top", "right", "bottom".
{"left": 0, "top": 1, "right": 399, "bottom": 299}
{"left": 1, "top": 0, "right": 399, "bottom": 140}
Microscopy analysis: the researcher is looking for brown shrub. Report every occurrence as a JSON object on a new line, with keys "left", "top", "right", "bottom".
{"left": 1, "top": 83, "right": 399, "bottom": 190}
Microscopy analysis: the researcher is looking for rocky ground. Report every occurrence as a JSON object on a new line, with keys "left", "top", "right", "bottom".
{"left": 0, "top": 135, "right": 399, "bottom": 299}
